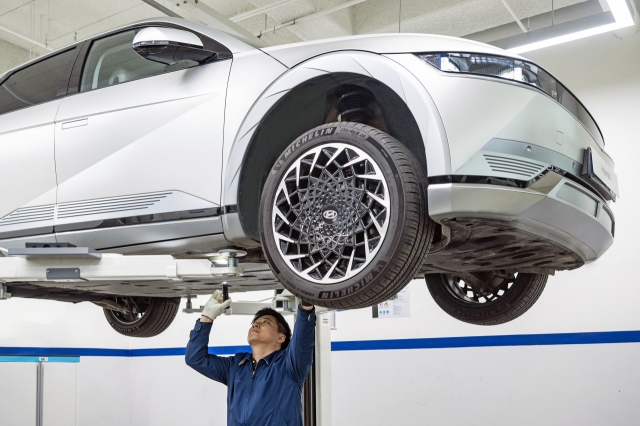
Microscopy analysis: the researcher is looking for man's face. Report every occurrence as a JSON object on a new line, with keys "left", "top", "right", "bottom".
{"left": 247, "top": 315, "right": 285, "bottom": 348}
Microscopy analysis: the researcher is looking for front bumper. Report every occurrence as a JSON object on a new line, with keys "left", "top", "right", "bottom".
{"left": 428, "top": 173, "right": 614, "bottom": 263}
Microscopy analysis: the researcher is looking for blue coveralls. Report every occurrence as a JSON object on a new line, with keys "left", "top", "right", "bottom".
{"left": 185, "top": 306, "right": 316, "bottom": 426}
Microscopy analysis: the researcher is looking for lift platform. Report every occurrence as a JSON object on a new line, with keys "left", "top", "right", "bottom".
{"left": 0, "top": 244, "right": 332, "bottom": 426}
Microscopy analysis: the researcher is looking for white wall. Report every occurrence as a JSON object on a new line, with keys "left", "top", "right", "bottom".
{"left": 332, "top": 343, "right": 640, "bottom": 426}
{"left": 1, "top": 26, "right": 639, "bottom": 426}
{"left": 327, "top": 27, "right": 640, "bottom": 426}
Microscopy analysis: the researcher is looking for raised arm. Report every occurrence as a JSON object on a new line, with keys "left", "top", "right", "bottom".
{"left": 285, "top": 304, "right": 316, "bottom": 383}
{"left": 185, "top": 320, "right": 234, "bottom": 384}
{"left": 185, "top": 291, "right": 234, "bottom": 384}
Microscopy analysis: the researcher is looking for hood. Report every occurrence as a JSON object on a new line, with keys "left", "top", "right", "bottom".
{"left": 262, "top": 32, "right": 523, "bottom": 68}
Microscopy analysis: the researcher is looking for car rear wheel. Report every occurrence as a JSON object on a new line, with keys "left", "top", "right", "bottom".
{"left": 426, "top": 272, "right": 547, "bottom": 325}
{"left": 260, "top": 122, "right": 435, "bottom": 309}
{"left": 103, "top": 296, "right": 180, "bottom": 337}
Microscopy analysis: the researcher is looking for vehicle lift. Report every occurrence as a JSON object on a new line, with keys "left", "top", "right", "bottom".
{"left": 0, "top": 244, "right": 331, "bottom": 426}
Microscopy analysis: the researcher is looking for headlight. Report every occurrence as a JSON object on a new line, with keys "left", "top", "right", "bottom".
{"left": 417, "top": 52, "right": 604, "bottom": 148}
{"left": 417, "top": 53, "right": 560, "bottom": 98}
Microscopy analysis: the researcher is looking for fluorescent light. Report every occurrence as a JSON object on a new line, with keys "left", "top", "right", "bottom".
{"left": 609, "top": 0, "right": 635, "bottom": 26}
{"left": 508, "top": 0, "right": 634, "bottom": 54}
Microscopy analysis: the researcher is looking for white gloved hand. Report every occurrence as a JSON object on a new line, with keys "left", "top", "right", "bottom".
{"left": 202, "top": 290, "right": 232, "bottom": 321}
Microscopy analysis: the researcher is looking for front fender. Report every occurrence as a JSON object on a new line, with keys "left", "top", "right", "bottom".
{"left": 222, "top": 51, "right": 451, "bottom": 242}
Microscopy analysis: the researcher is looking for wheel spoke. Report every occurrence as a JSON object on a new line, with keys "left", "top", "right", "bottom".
{"left": 278, "top": 182, "right": 291, "bottom": 206}
{"left": 325, "top": 257, "right": 341, "bottom": 279}
{"left": 342, "top": 156, "right": 364, "bottom": 168}
{"left": 277, "top": 234, "right": 295, "bottom": 243}
{"left": 284, "top": 254, "right": 307, "bottom": 260}
{"left": 275, "top": 209, "right": 290, "bottom": 225}
{"left": 445, "top": 273, "right": 520, "bottom": 305}
{"left": 309, "top": 149, "right": 321, "bottom": 172}
{"left": 365, "top": 190, "right": 389, "bottom": 208}
{"left": 302, "top": 260, "right": 324, "bottom": 275}
{"left": 369, "top": 211, "right": 383, "bottom": 233}
{"left": 345, "top": 250, "right": 356, "bottom": 278}
{"left": 325, "top": 147, "right": 343, "bottom": 166}
{"left": 363, "top": 231, "right": 371, "bottom": 262}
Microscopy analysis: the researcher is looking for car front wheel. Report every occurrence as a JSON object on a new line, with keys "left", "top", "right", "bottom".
{"left": 260, "top": 122, "right": 434, "bottom": 309}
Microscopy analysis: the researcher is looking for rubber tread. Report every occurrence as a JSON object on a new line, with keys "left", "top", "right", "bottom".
{"left": 426, "top": 273, "right": 548, "bottom": 325}
{"left": 104, "top": 297, "right": 180, "bottom": 338}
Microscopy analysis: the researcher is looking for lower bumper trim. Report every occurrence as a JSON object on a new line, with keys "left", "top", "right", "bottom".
{"left": 428, "top": 178, "right": 614, "bottom": 262}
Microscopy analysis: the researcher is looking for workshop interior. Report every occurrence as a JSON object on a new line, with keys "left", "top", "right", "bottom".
{"left": 0, "top": 0, "right": 638, "bottom": 424}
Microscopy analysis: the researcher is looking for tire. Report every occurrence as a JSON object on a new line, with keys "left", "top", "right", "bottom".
{"left": 426, "top": 272, "right": 548, "bottom": 325}
{"left": 260, "top": 122, "right": 435, "bottom": 309}
{"left": 103, "top": 297, "right": 180, "bottom": 337}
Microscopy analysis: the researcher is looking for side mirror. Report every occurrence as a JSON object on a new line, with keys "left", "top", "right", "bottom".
{"left": 133, "top": 27, "right": 217, "bottom": 65}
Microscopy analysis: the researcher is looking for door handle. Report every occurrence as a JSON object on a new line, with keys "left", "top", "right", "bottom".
{"left": 61, "top": 118, "right": 88, "bottom": 129}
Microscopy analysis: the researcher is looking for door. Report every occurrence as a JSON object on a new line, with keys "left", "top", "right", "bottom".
{"left": 0, "top": 362, "right": 37, "bottom": 426}
{"left": 54, "top": 27, "right": 231, "bottom": 236}
{"left": 42, "top": 362, "right": 77, "bottom": 426}
{"left": 0, "top": 48, "right": 78, "bottom": 241}
{"left": 0, "top": 358, "right": 78, "bottom": 426}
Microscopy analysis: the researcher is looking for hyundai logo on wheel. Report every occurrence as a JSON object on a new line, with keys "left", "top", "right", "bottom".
{"left": 322, "top": 205, "right": 338, "bottom": 224}
{"left": 323, "top": 210, "right": 337, "bottom": 220}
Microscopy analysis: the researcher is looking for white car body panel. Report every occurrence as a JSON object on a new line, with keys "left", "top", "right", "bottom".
{"left": 261, "top": 33, "right": 524, "bottom": 68}
{"left": 55, "top": 60, "right": 231, "bottom": 207}
{"left": 222, "top": 51, "right": 451, "bottom": 208}
{"left": 0, "top": 100, "right": 60, "bottom": 238}
{"left": 395, "top": 54, "right": 612, "bottom": 173}
{"left": 0, "top": 16, "right": 617, "bottom": 282}
{"left": 222, "top": 50, "right": 288, "bottom": 186}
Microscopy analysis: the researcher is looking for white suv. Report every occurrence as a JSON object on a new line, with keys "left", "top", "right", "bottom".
{"left": 0, "top": 17, "right": 617, "bottom": 336}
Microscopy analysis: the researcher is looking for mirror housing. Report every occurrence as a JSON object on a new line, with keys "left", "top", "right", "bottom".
{"left": 133, "top": 27, "right": 217, "bottom": 65}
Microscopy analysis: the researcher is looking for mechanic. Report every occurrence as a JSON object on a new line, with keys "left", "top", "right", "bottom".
{"left": 185, "top": 290, "right": 316, "bottom": 426}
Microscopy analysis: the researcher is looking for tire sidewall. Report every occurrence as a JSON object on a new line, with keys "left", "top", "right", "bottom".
{"left": 259, "top": 123, "right": 411, "bottom": 304}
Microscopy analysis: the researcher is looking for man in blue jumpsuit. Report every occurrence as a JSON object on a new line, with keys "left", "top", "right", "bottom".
{"left": 186, "top": 290, "right": 316, "bottom": 426}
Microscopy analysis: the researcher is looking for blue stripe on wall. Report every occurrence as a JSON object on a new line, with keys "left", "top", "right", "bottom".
{"left": 0, "top": 347, "right": 130, "bottom": 357}
{"left": 0, "top": 345, "right": 252, "bottom": 358}
{"left": 331, "top": 330, "right": 640, "bottom": 351}
{"left": 1, "top": 331, "right": 638, "bottom": 358}
{"left": 129, "top": 345, "right": 251, "bottom": 357}
{"left": 0, "top": 356, "right": 80, "bottom": 363}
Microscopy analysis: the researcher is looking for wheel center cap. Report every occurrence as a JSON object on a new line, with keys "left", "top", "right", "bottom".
{"left": 321, "top": 205, "right": 339, "bottom": 224}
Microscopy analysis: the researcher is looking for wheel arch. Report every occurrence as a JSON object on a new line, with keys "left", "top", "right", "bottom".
{"left": 223, "top": 51, "right": 450, "bottom": 243}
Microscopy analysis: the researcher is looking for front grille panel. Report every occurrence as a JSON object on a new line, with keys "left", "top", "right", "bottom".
{"left": 483, "top": 154, "right": 546, "bottom": 179}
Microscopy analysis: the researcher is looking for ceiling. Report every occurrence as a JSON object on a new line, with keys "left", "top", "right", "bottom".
{"left": 0, "top": 0, "right": 636, "bottom": 73}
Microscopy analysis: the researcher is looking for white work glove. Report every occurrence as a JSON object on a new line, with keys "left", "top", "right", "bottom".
{"left": 201, "top": 290, "right": 231, "bottom": 321}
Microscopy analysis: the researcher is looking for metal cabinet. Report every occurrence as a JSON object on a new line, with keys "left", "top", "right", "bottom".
{"left": 0, "top": 357, "right": 78, "bottom": 426}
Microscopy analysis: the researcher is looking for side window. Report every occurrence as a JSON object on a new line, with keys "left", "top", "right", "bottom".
{"left": 80, "top": 29, "right": 198, "bottom": 92}
{"left": 0, "top": 48, "right": 77, "bottom": 115}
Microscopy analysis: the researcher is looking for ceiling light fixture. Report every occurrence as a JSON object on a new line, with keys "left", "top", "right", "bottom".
{"left": 505, "top": 0, "right": 635, "bottom": 54}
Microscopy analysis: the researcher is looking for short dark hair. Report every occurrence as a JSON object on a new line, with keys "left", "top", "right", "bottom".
{"left": 252, "top": 307, "right": 292, "bottom": 350}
